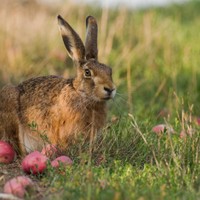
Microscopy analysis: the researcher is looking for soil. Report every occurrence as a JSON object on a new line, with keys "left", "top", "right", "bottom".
{"left": 0, "top": 160, "right": 52, "bottom": 200}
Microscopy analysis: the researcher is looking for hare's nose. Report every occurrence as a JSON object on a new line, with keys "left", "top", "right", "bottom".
{"left": 104, "top": 87, "right": 115, "bottom": 95}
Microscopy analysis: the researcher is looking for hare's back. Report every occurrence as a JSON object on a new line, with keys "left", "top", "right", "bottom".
{"left": 0, "top": 85, "right": 19, "bottom": 112}
{"left": 17, "top": 75, "right": 73, "bottom": 111}
{"left": 0, "top": 85, "right": 20, "bottom": 143}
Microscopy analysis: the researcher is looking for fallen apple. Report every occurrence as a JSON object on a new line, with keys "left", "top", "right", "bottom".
{"left": 51, "top": 156, "right": 73, "bottom": 168}
{"left": 152, "top": 124, "right": 165, "bottom": 134}
{"left": 0, "top": 141, "right": 15, "bottom": 164}
{"left": 152, "top": 124, "right": 174, "bottom": 135}
{"left": 3, "top": 176, "right": 33, "bottom": 198}
{"left": 22, "top": 151, "right": 48, "bottom": 174}
{"left": 41, "top": 144, "right": 58, "bottom": 159}
{"left": 196, "top": 117, "right": 200, "bottom": 126}
{"left": 180, "top": 130, "right": 187, "bottom": 139}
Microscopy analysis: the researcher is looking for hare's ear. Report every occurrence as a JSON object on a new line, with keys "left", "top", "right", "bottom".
{"left": 85, "top": 16, "right": 98, "bottom": 60}
{"left": 57, "top": 15, "right": 85, "bottom": 62}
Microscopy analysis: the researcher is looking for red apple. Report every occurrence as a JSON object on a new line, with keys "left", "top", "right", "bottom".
{"left": 0, "top": 141, "right": 15, "bottom": 164}
{"left": 152, "top": 124, "right": 174, "bottom": 135}
{"left": 152, "top": 124, "right": 165, "bottom": 134}
{"left": 3, "top": 176, "right": 33, "bottom": 198}
{"left": 22, "top": 151, "right": 48, "bottom": 174}
{"left": 51, "top": 156, "right": 73, "bottom": 168}
{"left": 180, "top": 130, "right": 187, "bottom": 139}
{"left": 41, "top": 144, "right": 58, "bottom": 159}
{"left": 196, "top": 117, "right": 200, "bottom": 125}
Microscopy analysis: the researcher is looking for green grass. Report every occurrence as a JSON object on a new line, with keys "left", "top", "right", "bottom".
{"left": 39, "top": 114, "right": 200, "bottom": 200}
{"left": 0, "top": 0, "right": 200, "bottom": 199}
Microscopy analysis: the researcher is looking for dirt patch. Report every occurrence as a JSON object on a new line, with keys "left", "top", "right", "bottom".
{"left": 0, "top": 160, "right": 53, "bottom": 199}
{"left": 0, "top": 160, "right": 22, "bottom": 192}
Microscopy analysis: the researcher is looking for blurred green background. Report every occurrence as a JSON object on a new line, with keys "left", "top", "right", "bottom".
{"left": 0, "top": 0, "right": 200, "bottom": 120}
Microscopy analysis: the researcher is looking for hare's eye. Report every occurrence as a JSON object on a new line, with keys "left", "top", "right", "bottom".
{"left": 84, "top": 69, "right": 91, "bottom": 77}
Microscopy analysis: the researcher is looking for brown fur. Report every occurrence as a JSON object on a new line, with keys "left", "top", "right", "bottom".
{"left": 0, "top": 16, "right": 116, "bottom": 155}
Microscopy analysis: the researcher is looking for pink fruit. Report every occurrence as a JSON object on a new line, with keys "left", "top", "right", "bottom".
{"left": 0, "top": 141, "right": 15, "bottom": 164}
{"left": 180, "top": 130, "right": 187, "bottom": 139}
{"left": 22, "top": 151, "right": 48, "bottom": 174}
{"left": 51, "top": 156, "right": 73, "bottom": 168}
{"left": 152, "top": 124, "right": 165, "bottom": 134}
{"left": 196, "top": 117, "right": 200, "bottom": 125}
{"left": 152, "top": 124, "right": 174, "bottom": 135}
{"left": 41, "top": 144, "right": 58, "bottom": 159}
{"left": 3, "top": 176, "right": 33, "bottom": 198}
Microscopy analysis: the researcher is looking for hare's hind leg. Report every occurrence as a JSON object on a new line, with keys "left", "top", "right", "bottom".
{"left": 0, "top": 85, "right": 22, "bottom": 154}
{"left": 0, "top": 110, "right": 19, "bottom": 151}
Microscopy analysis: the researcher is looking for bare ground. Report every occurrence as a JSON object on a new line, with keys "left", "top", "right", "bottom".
{"left": 0, "top": 160, "right": 55, "bottom": 200}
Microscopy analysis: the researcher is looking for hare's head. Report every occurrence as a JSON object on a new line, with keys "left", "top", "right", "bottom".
{"left": 58, "top": 15, "right": 116, "bottom": 102}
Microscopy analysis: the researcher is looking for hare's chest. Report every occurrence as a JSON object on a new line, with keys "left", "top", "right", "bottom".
{"left": 58, "top": 107, "right": 106, "bottom": 139}
{"left": 59, "top": 108, "right": 92, "bottom": 136}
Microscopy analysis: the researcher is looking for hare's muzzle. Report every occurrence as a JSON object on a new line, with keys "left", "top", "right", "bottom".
{"left": 103, "top": 87, "right": 116, "bottom": 100}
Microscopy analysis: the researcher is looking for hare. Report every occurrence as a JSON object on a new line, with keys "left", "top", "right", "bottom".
{"left": 0, "top": 15, "right": 116, "bottom": 155}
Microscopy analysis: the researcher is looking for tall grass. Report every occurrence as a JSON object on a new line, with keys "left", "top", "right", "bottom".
{"left": 0, "top": 0, "right": 200, "bottom": 199}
